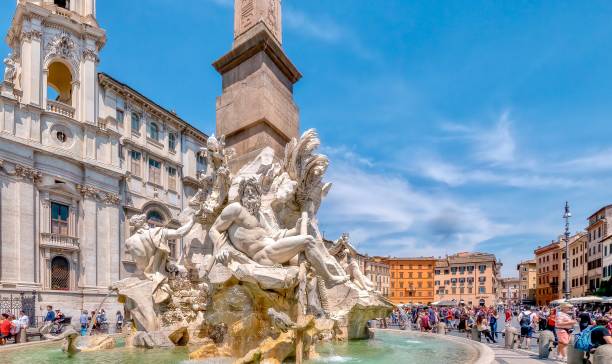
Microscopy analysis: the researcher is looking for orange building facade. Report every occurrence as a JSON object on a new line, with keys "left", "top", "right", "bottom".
{"left": 535, "top": 242, "right": 562, "bottom": 306}
{"left": 387, "top": 257, "right": 436, "bottom": 304}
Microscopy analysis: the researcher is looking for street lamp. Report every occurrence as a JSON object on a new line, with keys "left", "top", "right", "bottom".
{"left": 563, "top": 201, "right": 571, "bottom": 300}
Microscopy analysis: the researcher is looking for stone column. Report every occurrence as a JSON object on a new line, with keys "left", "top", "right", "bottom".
{"left": 80, "top": 195, "right": 98, "bottom": 288}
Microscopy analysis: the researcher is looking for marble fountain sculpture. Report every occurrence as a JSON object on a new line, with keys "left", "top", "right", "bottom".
{"left": 108, "top": 130, "right": 393, "bottom": 363}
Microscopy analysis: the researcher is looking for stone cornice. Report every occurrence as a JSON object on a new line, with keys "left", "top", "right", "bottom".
{"left": 213, "top": 26, "right": 302, "bottom": 84}
{"left": 98, "top": 73, "right": 208, "bottom": 143}
{"left": 0, "top": 129, "right": 124, "bottom": 179}
{"left": 76, "top": 183, "right": 121, "bottom": 205}
{"left": 0, "top": 159, "right": 42, "bottom": 183}
{"left": 7, "top": 2, "right": 106, "bottom": 50}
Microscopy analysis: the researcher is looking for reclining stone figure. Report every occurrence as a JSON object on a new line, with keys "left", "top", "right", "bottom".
{"left": 209, "top": 177, "right": 348, "bottom": 287}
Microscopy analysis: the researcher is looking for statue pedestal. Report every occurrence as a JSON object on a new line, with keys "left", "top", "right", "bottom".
{"left": 1, "top": 81, "right": 15, "bottom": 98}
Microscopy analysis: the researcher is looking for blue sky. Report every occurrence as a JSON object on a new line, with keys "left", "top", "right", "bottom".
{"left": 3, "top": 1, "right": 612, "bottom": 276}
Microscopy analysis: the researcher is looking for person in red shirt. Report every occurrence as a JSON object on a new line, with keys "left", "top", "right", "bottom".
{"left": 505, "top": 309, "right": 511, "bottom": 323}
{"left": 0, "top": 313, "right": 14, "bottom": 345}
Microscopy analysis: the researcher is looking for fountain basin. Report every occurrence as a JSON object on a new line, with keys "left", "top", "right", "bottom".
{"left": 2, "top": 329, "right": 493, "bottom": 364}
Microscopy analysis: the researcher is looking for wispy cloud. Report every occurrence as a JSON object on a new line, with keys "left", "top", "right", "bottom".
{"left": 319, "top": 149, "right": 507, "bottom": 258}
{"left": 284, "top": 8, "right": 344, "bottom": 43}
{"left": 441, "top": 110, "right": 518, "bottom": 166}
{"left": 562, "top": 147, "right": 612, "bottom": 172}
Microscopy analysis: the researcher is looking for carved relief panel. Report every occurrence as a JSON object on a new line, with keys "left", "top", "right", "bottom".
{"left": 234, "top": 0, "right": 282, "bottom": 44}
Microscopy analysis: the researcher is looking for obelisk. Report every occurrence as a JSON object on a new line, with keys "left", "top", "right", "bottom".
{"left": 213, "top": 0, "right": 302, "bottom": 171}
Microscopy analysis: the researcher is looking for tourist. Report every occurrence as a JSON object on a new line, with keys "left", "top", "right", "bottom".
{"left": 477, "top": 314, "right": 496, "bottom": 343}
{"left": 547, "top": 307, "right": 557, "bottom": 341}
{"left": 18, "top": 311, "right": 28, "bottom": 343}
{"left": 505, "top": 308, "right": 511, "bottom": 323}
{"left": 116, "top": 310, "right": 124, "bottom": 331}
{"left": 489, "top": 308, "right": 499, "bottom": 340}
{"left": 555, "top": 303, "right": 577, "bottom": 362}
{"left": 43, "top": 305, "right": 55, "bottom": 323}
{"left": 80, "top": 310, "right": 89, "bottom": 332}
{"left": 420, "top": 311, "right": 431, "bottom": 332}
{"left": 518, "top": 307, "right": 536, "bottom": 349}
{"left": 0, "top": 313, "right": 13, "bottom": 345}
{"left": 590, "top": 317, "right": 612, "bottom": 348}
{"left": 578, "top": 309, "right": 592, "bottom": 332}
{"left": 54, "top": 309, "right": 65, "bottom": 323}
{"left": 9, "top": 314, "right": 21, "bottom": 343}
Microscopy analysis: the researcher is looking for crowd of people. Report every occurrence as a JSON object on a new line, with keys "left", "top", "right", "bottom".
{"left": 0, "top": 311, "right": 29, "bottom": 345}
{"left": 0, "top": 305, "right": 124, "bottom": 345}
{"left": 386, "top": 302, "right": 612, "bottom": 362}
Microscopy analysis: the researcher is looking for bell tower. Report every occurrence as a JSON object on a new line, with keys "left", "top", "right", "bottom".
{"left": 214, "top": 0, "right": 301, "bottom": 171}
{"left": 3, "top": 0, "right": 105, "bottom": 124}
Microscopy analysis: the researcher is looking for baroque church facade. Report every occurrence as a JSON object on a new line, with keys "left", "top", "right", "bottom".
{"left": 0, "top": 0, "right": 208, "bottom": 319}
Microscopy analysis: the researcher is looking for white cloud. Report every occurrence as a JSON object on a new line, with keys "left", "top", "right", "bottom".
{"left": 562, "top": 147, "right": 612, "bottom": 171}
{"left": 441, "top": 111, "right": 517, "bottom": 166}
{"left": 318, "top": 150, "right": 507, "bottom": 258}
{"left": 284, "top": 8, "right": 344, "bottom": 43}
{"left": 475, "top": 111, "right": 516, "bottom": 165}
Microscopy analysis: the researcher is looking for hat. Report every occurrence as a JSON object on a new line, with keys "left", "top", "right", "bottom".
{"left": 560, "top": 303, "right": 573, "bottom": 309}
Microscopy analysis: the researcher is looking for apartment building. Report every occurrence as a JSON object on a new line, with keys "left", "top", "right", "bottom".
{"left": 516, "top": 259, "right": 537, "bottom": 305}
{"left": 387, "top": 257, "right": 436, "bottom": 304}
{"left": 434, "top": 252, "right": 501, "bottom": 307}
{"left": 535, "top": 241, "right": 562, "bottom": 306}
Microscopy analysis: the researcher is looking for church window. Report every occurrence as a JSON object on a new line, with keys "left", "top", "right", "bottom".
{"left": 168, "top": 132, "right": 176, "bottom": 151}
{"left": 130, "top": 150, "right": 141, "bottom": 177}
{"left": 54, "top": 0, "right": 69, "bottom": 10}
{"left": 51, "top": 202, "right": 69, "bottom": 236}
{"left": 51, "top": 256, "right": 70, "bottom": 290}
{"left": 131, "top": 112, "right": 140, "bottom": 133}
{"left": 146, "top": 210, "right": 164, "bottom": 227}
{"left": 149, "top": 122, "right": 159, "bottom": 141}
{"left": 167, "top": 166, "right": 177, "bottom": 191}
{"left": 149, "top": 158, "right": 161, "bottom": 185}
{"left": 47, "top": 62, "right": 72, "bottom": 106}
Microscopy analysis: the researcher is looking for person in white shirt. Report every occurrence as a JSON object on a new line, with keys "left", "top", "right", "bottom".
{"left": 18, "top": 311, "right": 29, "bottom": 343}
{"left": 10, "top": 314, "right": 21, "bottom": 343}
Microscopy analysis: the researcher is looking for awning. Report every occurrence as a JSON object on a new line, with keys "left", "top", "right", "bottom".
{"left": 568, "top": 296, "right": 604, "bottom": 304}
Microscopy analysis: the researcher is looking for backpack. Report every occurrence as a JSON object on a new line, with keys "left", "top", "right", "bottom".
{"left": 519, "top": 312, "right": 531, "bottom": 327}
{"left": 574, "top": 326, "right": 600, "bottom": 352}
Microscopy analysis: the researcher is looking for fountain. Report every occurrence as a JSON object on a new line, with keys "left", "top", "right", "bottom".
{"left": 105, "top": 130, "right": 393, "bottom": 362}
{"left": 2, "top": 131, "right": 495, "bottom": 364}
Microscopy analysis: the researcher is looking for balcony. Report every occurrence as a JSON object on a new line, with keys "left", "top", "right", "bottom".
{"left": 47, "top": 100, "right": 75, "bottom": 119}
{"left": 40, "top": 233, "right": 79, "bottom": 251}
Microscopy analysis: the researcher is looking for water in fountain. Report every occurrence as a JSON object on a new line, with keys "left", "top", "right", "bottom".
{"left": 85, "top": 290, "right": 114, "bottom": 337}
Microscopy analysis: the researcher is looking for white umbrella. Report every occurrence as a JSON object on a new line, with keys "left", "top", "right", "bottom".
{"left": 550, "top": 298, "right": 567, "bottom": 306}
{"left": 568, "top": 296, "right": 604, "bottom": 304}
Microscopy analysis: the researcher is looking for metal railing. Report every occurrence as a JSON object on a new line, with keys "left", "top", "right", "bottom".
{"left": 40, "top": 233, "right": 80, "bottom": 251}
{"left": 46, "top": 100, "right": 75, "bottom": 119}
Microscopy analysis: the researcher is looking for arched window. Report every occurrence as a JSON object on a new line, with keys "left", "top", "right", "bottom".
{"left": 47, "top": 61, "right": 72, "bottom": 105}
{"left": 54, "top": 0, "right": 69, "bottom": 9}
{"left": 51, "top": 256, "right": 70, "bottom": 290}
{"left": 146, "top": 210, "right": 164, "bottom": 227}
{"left": 149, "top": 122, "right": 159, "bottom": 141}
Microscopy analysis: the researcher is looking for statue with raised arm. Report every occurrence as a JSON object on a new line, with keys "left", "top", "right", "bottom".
{"left": 329, "top": 233, "right": 375, "bottom": 292}
{"left": 125, "top": 210, "right": 199, "bottom": 278}
{"left": 209, "top": 177, "right": 348, "bottom": 287}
